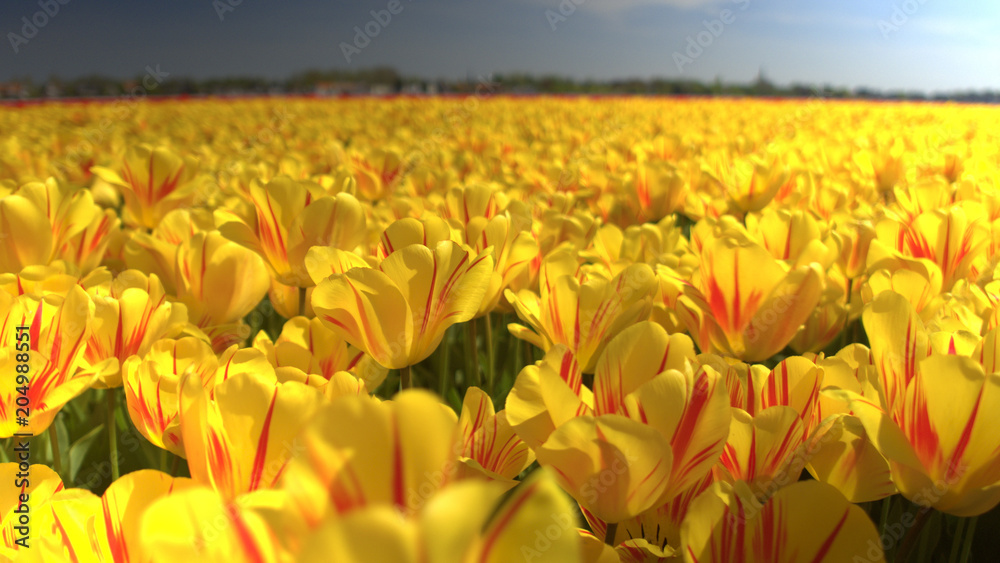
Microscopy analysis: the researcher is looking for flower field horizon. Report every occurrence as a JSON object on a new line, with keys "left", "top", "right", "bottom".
{"left": 1, "top": 95, "right": 1000, "bottom": 561}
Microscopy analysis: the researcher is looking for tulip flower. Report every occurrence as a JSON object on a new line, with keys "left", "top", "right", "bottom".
{"left": 678, "top": 232, "right": 824, "bottom": 361}
{"left": 180, "top": 370, "right": 327, "bottom": 499}
{"left": 0, "top": 287, "right": 114, "bottom": 437}
{"left": 312, "top": 240, "right": 493, "bottom": 370}
{"left": 252, "top": 315, "right": 387, "bottom": 391}
{"left": 84, "top": 270, "right": 190, "bottom": 388}
{"left": 0, "top": 464, "right": 63, "bottom": 558}
{"left": 630, "top": 157, "right": 689, "bottom": 222}
{"left": 845, "top": 291, "right": 1000, "bottom": 516}
{"left": 456, "top": 387, "right": 534, "bottom": 486}
{"left": 91, "top": 144, "right": 202, "bottom": 230}
{"left": 139, "top": 486, "right": 291, "bottom": 563}
{"left": 0, "top": 179, "right": 113, "bottom": 274}
{"left": 175, "top": 231, "right": 271, "bottom": 351}
{"left": 506, "top": 248, "right": 657, "bottom": 373}
{"left": 280, "top": 390, "right": 461, "bottom": 526}
{"left": 506, "top": 345, "right": 593, "bottom": 451}
{"left": 1, "top": 489, "right": 99, "bottom": 561}
{"left": 122, "top": 208, "right": 216, "bottom": 295}
{"left": 867, "top": 203, "right": 987, "bottom": 293}
{"left": 218, "top": 175, "right": 366, "bottom": 287}
{"left": 681, "top": 480, "right": 885, "bottom": 562}
{"left": 91, "top": 470, "right": 196, "bottom": 562}
{"left": 704, "top": 153, "right": 790, "bottom": 213}
{"left": 535, "top": 414, "right": 674, "bottom": 524}
{"left": 297, "top": 469, "right": 581, "bottom": 563}
{"left": 124, "top": 337, "right": 272, "bottom": 456}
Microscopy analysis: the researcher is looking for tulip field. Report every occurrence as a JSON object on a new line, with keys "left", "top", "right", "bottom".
{"left": 2, "top": 95, "right": 1000, "bottom": 562}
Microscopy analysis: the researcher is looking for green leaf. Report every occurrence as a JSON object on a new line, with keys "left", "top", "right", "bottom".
{"left": 68, "top": 424, "right": 105, "bottom": 483}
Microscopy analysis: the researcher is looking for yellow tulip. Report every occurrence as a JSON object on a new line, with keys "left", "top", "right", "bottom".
{"left": 0, "top": 287, "right": 113, "bottom": 437}
{"left": 297, "top": 469, "right": 580, "bottom": 563}
{"left": 456, "top": 386, "right": 534, "bottom": 486}
{"left": 124, "top": 337, "right": 272, "bottom": 456}
{"left": 845, "top": 291, "right": 1000, "bottom": 516}
{"left": 312, "top": 240, "right": 493, "bottom": 369}
{"left": 506, "top": 248, "right": 657, "bottom": 373}
{"left": 180, "top": 371, "right": 327, "bottom": 499}
{"left": 681, "top": 480, "right": 885, "bottom": 562}
{"left": 85, "top": 270, "right": 189, "bottom": 388}
{"left": 175, "top": 231, "right": 271, "bottom": 351}
{"left": 91, "top": 144, "right": 202, "bottom": 230}
{"left": 252, "top": 315, "right": 387, "bottom": 392}
{"left": 679, "top": 232, "right": 824, "bottom": 361}
{"left": 218, "top": 175, "right": 366, "bottom": 286}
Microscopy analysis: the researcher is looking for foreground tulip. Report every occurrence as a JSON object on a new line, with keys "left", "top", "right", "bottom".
{"left": 0, "top": 464, "right": 63, "bottom": 557}
{"left": 298, "top": 469, "right": 580, "bottom": 563}
{"left": 681, "top": 480, "right": 885, "bottom": 562}
{"left": 180, "top": 370, "right": 327, "bottom": 499}
{"left": 124, "top": 338, "right": 272, "bottom": 456}
{"left": 90, "top": 470, "right": 197, "bottom": 562}
{"left": 139, "top": 486, "right": 292, "bottom": 563}
{"left": 846, "top": 292, "right": 1000, "bottom": 516}
{"left": 312, "top": 240, "right": 493, "bottom": 370}
{"left": 281, "top": 390, "right": 460, "bottom": 525}
{"left": 0, "top": 287, "right": 112, "bottom": 437}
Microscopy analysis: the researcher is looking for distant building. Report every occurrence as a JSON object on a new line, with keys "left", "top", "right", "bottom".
{"left": 314, "top": 82, "right": 367, "bottom": 96}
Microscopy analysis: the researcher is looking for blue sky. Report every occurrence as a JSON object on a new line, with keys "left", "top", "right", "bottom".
{"left": 1, "top": 0, "right": 997, "bottom": 93}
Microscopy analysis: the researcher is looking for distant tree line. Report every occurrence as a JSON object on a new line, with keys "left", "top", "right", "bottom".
{"left": 2, "top": 66, "right": 998, "bottom": 103}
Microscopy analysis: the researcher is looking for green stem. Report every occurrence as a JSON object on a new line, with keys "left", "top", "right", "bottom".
{"left": 895, "top": 507, "right": 932, "bottom": 563}
{"left": 170, "top": 454, "right": 181, "bottom": 477}
{"left": 298, "top": 286, "right": 308, "bottom": 318}
{"left": 107, "top": 389, "right": 120, "bottom": 482}
{"left": 523, "top": 339, "right": 534, "bottom": 366}
{"left": 948, "top": 517, "right": 967, "bottom": 563}
{"left": 484, "top": 314, "right": 496, "bottom": 395}
{"left": 604, "top": 522, "right": 618, "bottom": 547}
{"left": 466, "top": 321, "right": 480, "bottom": 388}
{"left": 400, "top": 365, "right": 412, "bottom": 391}
{"left": 159, "top": 448, "right": 168, "bottom": 473}
{"left": 959, "top": 516, "right": 977, "bottom": 562}
{"left": 48, "top": 425, "right": 62, "bottom": 478}
{"left": 438, "top": 331, "right": 452, "bottom": 400}
{"left": 880, "top": 495, "right": 893, "bottom": 539}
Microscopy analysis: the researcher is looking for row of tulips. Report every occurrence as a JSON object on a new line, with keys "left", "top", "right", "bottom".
{"left": 1, "top": 97, "right": 999, "bottom": 561}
